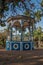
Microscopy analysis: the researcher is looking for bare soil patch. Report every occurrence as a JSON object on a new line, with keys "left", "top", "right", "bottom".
{"left": 0, "top": 49, "right": 43, "bottom": 65}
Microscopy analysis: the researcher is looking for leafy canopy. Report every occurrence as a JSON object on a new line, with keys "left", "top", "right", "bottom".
{"left": 0, "top": 0, "right": 43, "bottom": 26}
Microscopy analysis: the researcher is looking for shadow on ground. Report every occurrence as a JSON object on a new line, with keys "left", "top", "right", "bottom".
{"left": 0, "top": 49, "right": 43, "bottom": 65}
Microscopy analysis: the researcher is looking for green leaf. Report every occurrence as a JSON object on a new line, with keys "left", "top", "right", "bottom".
{"left": 4, "top": 6, "right": 9, "bottom": 11}
{"left": 40, "top": 0, "right": 43, "bottom": 7}
{"left": 1, "top": 23, "right": 6, "bottom": 27}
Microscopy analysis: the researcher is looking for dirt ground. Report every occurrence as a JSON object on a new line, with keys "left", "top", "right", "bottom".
{"left": 0, "top": 49, "right": 43, "bottom": 65}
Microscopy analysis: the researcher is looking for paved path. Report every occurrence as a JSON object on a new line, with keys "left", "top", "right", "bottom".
{"left": 0, "top": 49, "right": 43, "bottom": 65}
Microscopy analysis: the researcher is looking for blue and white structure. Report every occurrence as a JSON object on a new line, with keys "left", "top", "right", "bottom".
{"left": 6, "top": 15, "right": 34, "bottom": 51}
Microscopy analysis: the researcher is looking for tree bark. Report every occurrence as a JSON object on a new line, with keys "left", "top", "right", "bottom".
{"left": 38, "top": 37, "right": 41, "bottom": 48}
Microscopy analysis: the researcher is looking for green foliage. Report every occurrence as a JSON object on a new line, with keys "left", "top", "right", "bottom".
{"left": 40, "top": 0, "right": 43, "bottom": 7}
{"left": 33, "top": 27, "right": 43, "bottom": 41}
{"left": 35, "top": 10, "right": 42, "bottom": 22}
{"left": 1, "top": 23, "right": 6, "bottom": 27}
{"left": 24, "top": 11, "right": 30, "bottom": 17}
{"left": 4, "top": 6, "right": 9, "bottom": 11}
{"left": 0, "top": 0, "right": 43, "bottom": 27}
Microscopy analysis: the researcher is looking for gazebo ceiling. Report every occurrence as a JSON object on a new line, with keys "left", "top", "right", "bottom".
{"left": 12, "top": 21, "right": 30, "bottom": 28}
{"left": 12, "top": 21, "right": 21, "bottom": 28}
{"left": 23, "top": 22, "right": 30, "bottom": 28}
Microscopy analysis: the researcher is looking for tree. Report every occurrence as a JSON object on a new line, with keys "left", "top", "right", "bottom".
{"left": 0, "top": 0, "right": 43, "bottom": 26}
{"left": 33, "top": 27, "right": 42, "bottom": 48}
{"left": 41, "top": 31, "right": 43, "bottom": 41}
{"left": 0, "top": 29, "right": 7, "bottom": 48}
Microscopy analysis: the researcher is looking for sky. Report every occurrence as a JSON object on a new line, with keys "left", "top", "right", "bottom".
{"left": 36, "top": 17, "right": 43, "bottom": 28}
{"left": 0, "top": 0, "right": 43, "bottom": 32}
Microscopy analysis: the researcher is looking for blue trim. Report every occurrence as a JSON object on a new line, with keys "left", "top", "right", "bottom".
{"left": 6, "top": 41, "right": 34, "bottom": 51}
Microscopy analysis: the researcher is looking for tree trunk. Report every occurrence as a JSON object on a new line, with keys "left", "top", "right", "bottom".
{"left": 38, "top": 37, "right": 41, "bottom": 48}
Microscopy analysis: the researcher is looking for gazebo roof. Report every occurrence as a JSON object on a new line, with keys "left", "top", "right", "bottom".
{"left": 7, "top": 15, "right": 30, "bottom": 22}
{"left": 7, "top": 15, "right": 35, "bottom": 28}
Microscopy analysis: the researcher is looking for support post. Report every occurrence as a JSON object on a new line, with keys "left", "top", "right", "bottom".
{"left": 10, "top": 27, "right": 12, "bottom": 41}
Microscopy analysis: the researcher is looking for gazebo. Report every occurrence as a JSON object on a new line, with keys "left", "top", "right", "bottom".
{"left": 6, "top": 15, "right": 34, "bottom": 50}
